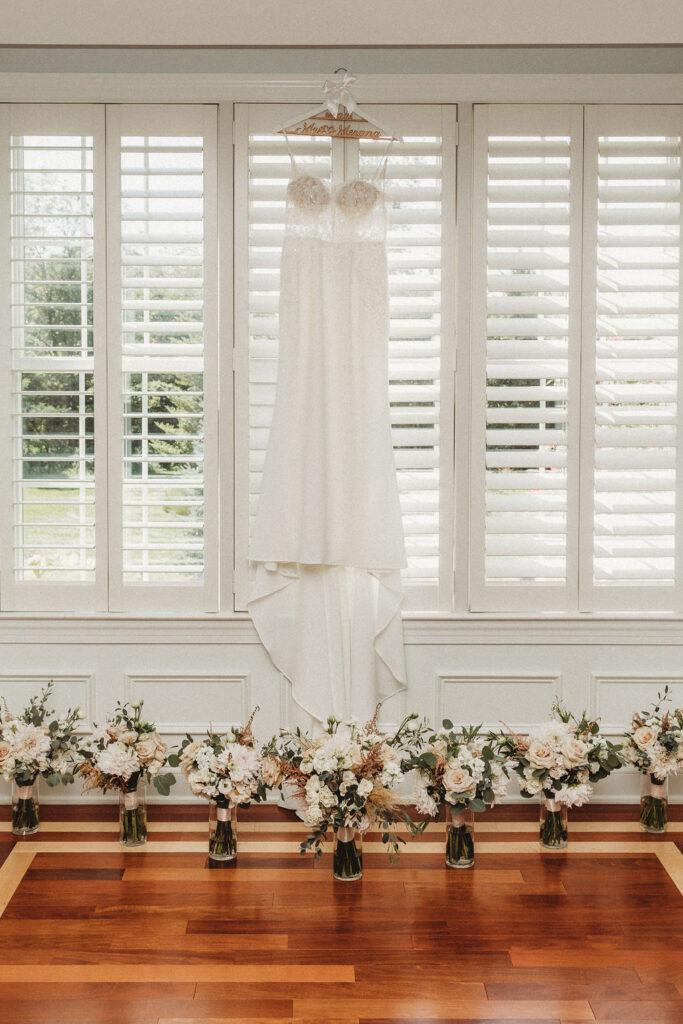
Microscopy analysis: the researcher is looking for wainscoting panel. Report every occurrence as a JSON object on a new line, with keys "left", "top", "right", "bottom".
{"left": 0, "top": 619, "right": 681, "bottom": 803}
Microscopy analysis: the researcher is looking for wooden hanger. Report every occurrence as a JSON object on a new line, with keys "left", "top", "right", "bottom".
{"left": 274, "top": 70, "right": 402, "bottom": 143}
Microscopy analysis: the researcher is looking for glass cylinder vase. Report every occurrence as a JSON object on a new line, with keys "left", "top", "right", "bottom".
{"left": 539, "top": 793, "right": 568, "bottom": 850}
{"left": 639, "top": 775, "right": 668, "bottom": 834}
{"left": 209, "top": 800, "right": 237, "bottom": 861}
{"left": 119, "top": 780, "right": 147, "bottom": 847}
{"left": 333, "top": 826, "right": 363, "bottom": 881}
{"left": 11, "top": 779, "right": 39, "bottom": 836}
{"left": 445, "top": 805, "right": 475, "bottom": 868}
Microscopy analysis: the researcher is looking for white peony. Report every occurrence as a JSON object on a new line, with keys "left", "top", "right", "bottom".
{"left": 9, "top": 722, "right": 51, "bottom": 769}
{"left": 96, "top": 743, "right": 140, "bottom": 781}
{"left": 414, "top": 779, "right": 438, "bottom": 817}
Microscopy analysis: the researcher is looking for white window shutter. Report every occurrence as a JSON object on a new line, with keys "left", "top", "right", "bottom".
{"left": 233, "top": 104, "right": 456, "bottom": 612}
{"left": 105, "top": 105, "right": 219, "bottom": 613}
{"left": 469, "top": 105, "right": 583, "bottom": 611}
{"left": 579, "top": 105, "right": 683, "bottom": 611}
{"left": 0, "top": 104, "right": 107, "bottom": 611}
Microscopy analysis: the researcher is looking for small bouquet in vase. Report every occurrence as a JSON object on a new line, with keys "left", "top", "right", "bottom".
{"left": 622, "top": 687, "right": 683, "bottom": 833}
{"left": 75, "top": 701, "right": 175, "bottom": 846}
{"left": 402, "top": 720, "right": 510, "bottom": 868}
{"left": 171, "top": 709, "right": 266, "bottom": 861}
{"left": 263, "top": 708, "right": 425, "bottom": 880}
{"left": 499, "top": 702, "right": 623, "bottom": 850}
{"left": 0, "top": 682, "right": 84, "bottom": 835}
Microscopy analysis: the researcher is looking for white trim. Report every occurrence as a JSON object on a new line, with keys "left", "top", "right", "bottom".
{"left": 3, "top": 613, "right": 683, "bottom": 645}
{"left": 0, "top": 73, "right": 682, "bottom": 105}
{"left": 217, "top": 103, "right": 236, "bottom": 613}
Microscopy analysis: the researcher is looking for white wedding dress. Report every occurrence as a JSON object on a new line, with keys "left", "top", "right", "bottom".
{"left": 248, "top": 146, "right": 407, "bottom": 725}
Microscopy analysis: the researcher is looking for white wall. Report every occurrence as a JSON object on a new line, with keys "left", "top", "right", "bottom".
{"left": 1, "top": 1, "right": 682, "bottom": 46}
{"left": 0, "top": 616, "right": 681, "bottom": 804}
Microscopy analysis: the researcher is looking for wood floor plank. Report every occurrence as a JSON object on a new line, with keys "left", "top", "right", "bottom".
{"left": 0, "top": 846, "right": 35, "bottom": 916}
{"left": 292, "top": 998, "right": 595, "bottom": 1020}
{"left": 0, "top": 964, "right": 354, "bottom": 983}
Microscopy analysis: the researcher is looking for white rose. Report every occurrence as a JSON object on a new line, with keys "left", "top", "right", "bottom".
{"left": 561, "top": 738, "right": 589, "bottom": 767}
{"left": 319, "top": 786, "right": 337, "bottom": 807}
{"left": 304, "top": 804, "right": 323, "bottom": 825}
{"left": 431, "top": 739, "right": 448, "bottom": 758}
{"left": 443, "top": 766, "right": 474, "bottom": 794}
{"left": 634, "top": 725, "right": 658, "bottom": 750}
{"left": 357, "top": 778, "right": 373, "bottom": 798}
{"left": 527, "top": 739, "right": 556, "bottom": 769}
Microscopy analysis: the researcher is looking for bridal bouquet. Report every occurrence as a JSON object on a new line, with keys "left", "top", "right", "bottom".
{"left": 499, "top": 703, "right": 623, "bottom": 849}
{"left": 402, "top": 720, "right": 509, "bottom": 867}
{"left": 264, "top": 710, "right": 425, "bottom": 879}
{"left": 0, "top": 682, "right": 84, "bottom": 835}
{"left": 622, "top": 686, "right": 683, "bottom": 833}
{"left": 75, "top": 701, "right": 175, "bottom": 846}
{"left": 171, "top": 710, "right": 266, "bottom": 861}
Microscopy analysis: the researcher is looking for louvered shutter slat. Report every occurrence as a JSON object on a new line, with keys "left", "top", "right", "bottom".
{"left": 10, "top": 132, "right": 97, "bottom": 584}
{"left": 586, "top": 111, "right": 682, "bottom": 597}
{"left": 118, "top": 130, "right": 209, "bottom": 585}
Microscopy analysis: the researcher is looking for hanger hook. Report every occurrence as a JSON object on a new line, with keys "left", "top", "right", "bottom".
{"left": 333, "top": 67, "right": 350, "bottom": 76}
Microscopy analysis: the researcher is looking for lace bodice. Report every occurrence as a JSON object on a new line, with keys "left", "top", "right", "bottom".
{"left": 285, "top": 171, "right": 387, "bottom": 243}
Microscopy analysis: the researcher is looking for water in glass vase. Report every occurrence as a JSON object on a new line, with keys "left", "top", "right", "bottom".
{"left": 209, "top": 801, "right": 237, "bottom": 861}
{"left": 640, "top": 775, "right": 668, "bottom": 833}
{"left": 445, "top": 805, "right": 474, "bottom": 867}
{"left": 11, "top": 780, "right": 39, "bottom": 836}
{"left": 333, "top": 826, "right": 363, "bottom": 880}
{"left": 539, "top": 794, "right": 568, "bottom": 850}
{"left": 119, "top": 780, "right": 147, "bottom": 847}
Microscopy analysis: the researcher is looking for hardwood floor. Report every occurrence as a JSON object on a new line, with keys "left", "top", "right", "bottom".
{"left": 0, "top": 803, "right": 681, "bottom": 1023}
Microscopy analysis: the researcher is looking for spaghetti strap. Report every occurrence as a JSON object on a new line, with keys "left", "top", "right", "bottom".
{"left": 373, "top": 138, "right": 394, "bottom": 185}
{"left": 283, "top": 132, "right": 299, "bottom": 174}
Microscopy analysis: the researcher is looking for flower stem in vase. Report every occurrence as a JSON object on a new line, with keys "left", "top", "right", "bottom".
{"left": 640, "top": 776, "right": 668, "bottom": 834}
{"left": 445, "top": 806, "right": 474, "bottom": 868}
{"left": 333, "top": 826, "right": 363, "bottom": 880}
{"left": 539, "top": 795, "right": 568, "bottom": 850}
{"left": 11, "top": 781, "right": 39, "bottom": 836}
{"left": 209, "top": 801, "right": 237, "bottom": 861}
{"left": 119, "top": 781, "right": 147, "bottom": 847}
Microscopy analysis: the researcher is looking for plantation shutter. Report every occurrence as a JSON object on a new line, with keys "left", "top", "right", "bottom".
{"left": 233, "top": 104, "right": 456, "bottom": 611}
{"left": 105, "top": 106, "right": 219, "bottom": 612}
{"left": 469, "top": 105, "right": 583, "bottom": 611}
{"left": 0, "top": 105, "right": 107, "bottom": 611}
{"left": 579, "top": 106, "right": 683, "bottom": 610}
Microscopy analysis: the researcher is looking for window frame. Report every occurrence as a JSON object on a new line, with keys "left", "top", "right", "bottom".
{"left": 0, "top": 85, "right": 680, "bottom": 622}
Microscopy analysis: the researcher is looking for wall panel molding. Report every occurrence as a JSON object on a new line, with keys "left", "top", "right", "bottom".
{"left": 0, "top": 673, "right": 95, "bottom": 724}
{"left": 591, "top": 673, "right": 683, "bottom": 735}
{"left": 123, "top": 672, "right": 252, "bottom": 736}
{"left": 435, "top": 671, "right": 563, "bottom": 732}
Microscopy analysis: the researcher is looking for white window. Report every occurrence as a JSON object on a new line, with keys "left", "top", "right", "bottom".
{"left": 0, "top": 103, "right": 218, "bottom": 612}
{"left": 233, "top": 104, "right": 457, "bottom": 611}
{"left": 2, "top": 98, "right": 681, "bottom": 618}
{"left": 470, "top": 103, "right": 682, "bottom": 613}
